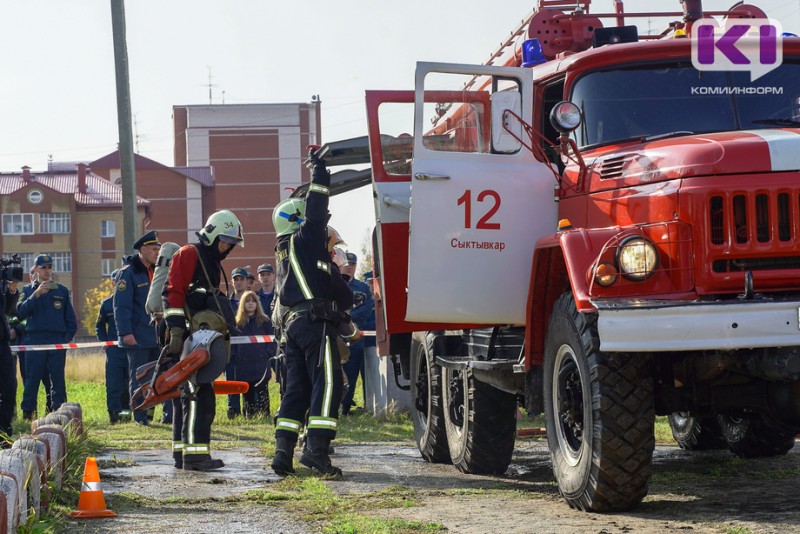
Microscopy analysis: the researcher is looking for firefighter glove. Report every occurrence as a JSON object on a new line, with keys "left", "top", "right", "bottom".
{"left": 167, "top": 326, "right": 185, "bottom": 355}
{"left": 307, "top": 147, "right": 325, "bottom": 168}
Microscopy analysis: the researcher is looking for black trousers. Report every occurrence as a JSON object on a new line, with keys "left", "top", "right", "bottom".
{"left": 171, "top": 397, "right": 183, "bottom": 456}
{"left": 181, "top": 382, "right": 216, "bottom": 456}
{"left": 18, "top": 353, "right": 52, "bottom": 411}
{"left": 0, "top": 342, "right": 17, "bottom": 436}
{"left": 275, "top": 313, "right": 342, "bottom": 441}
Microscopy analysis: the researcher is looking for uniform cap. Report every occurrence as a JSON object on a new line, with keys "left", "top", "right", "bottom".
{"left": 133, "top": 230, "right": 160, "bottom": 250}
{"left": 362, "top": 270, "right": 374, "bottom": 283}
{"left": 35, "top": 254, "right": 53, "bottom": 268}
{"left": 231, "top": 267, "right": 249, "bottom": 279}
{"left": 257, "top": 264, "right": 274, "bottom": 273}
{"left": 346, "top": 252, "right": 358, "bottom": 264}
{"left": 246, "top": 272, "right": 256, "bottom": 280}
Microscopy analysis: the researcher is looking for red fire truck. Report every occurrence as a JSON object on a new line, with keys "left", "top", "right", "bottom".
{"left": 325, "top": 0, "right": 800, "bottom": 512}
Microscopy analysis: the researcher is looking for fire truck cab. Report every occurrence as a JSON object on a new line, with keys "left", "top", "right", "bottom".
{"left": 354, "top": 0, "right": 800, "bottom": 512}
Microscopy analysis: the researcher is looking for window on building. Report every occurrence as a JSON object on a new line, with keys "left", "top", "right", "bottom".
{"left": 2, "top": 214, "right": 34, "bottom": 235}
{"left": 101, "top": 258, "right": 118, "bottom": 277}
{"left": 2, "top": 252, "right": 33, "bottom": 275}
{"left": 27, "top": 190, "right": 43, "bottom": 204}
{"left": 44, "top": 252, "right": 72, "bottom": 273}
{"left": 39, "top": 213, "right": 71, "bottom": 234}
{"left": 101, "top": 220, "right": 116, "bottom": 238}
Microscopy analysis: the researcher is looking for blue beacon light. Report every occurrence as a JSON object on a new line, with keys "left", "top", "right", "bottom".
{"left": 521, "top": 38, "right": 547, "bottom": 67}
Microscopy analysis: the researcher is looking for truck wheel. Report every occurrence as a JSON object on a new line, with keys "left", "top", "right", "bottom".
{"left": 442, "top": 366, "right": 517, "bottom": 474}
{"left": 717, "top": 416, "right": 796, "bottom": 458}
{"left": 410, "top": 332, "right": 450, "bottom": 463}
{"left": 668, "top": 412, "right": 726, "bottom": 450}
{"left": 544, "top": 293, "right": 655, "bottom": 512}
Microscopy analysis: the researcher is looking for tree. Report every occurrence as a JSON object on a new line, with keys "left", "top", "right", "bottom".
{"left": 82, "top": 278, "right": 115, "bottom": 335}
{"left": 357, "top": 228, "right": 374, "bottom": 281}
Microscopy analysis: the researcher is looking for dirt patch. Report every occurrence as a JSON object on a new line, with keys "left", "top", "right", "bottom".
{"left": 77, "top": 439, "right": 800, "bottom": 533}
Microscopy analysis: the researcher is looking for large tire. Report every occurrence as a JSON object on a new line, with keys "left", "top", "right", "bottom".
{"left": 441, "top": 366, "right": 517, "bottom": 474}
{"left": 668, "top": 412, "right": 726, "bottom": 451}
{"left": 410, "top": 332, "right": 450, "bottom": 463}
{"left": 717, "top": 416, "right": 796, "bottom": 458}
{"left": 544, "top": 293, "right": 655, "bottom": 512}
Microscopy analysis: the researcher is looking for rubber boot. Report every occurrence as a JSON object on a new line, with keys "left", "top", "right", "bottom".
{"left": 300, "top": 436, "right": 342, "bottom": 479}
{"left": 173, "top": 451, "right": 183, "bottom": 469}
{"left": 183, "top": 454, "right": 224, "bottom": 471}
{"left": 271, "top": 436, "right": 296, "bottom": 476}
{"left": 301, "top": 433, "right": 334, "bottom": 455}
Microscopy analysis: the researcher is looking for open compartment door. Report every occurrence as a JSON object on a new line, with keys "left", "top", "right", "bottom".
{"left": 405, "top": 62, "right": 556, "bottom": 325}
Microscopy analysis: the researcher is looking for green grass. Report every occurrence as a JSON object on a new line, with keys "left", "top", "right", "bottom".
{"left": 241, "top": 479, "right": 444, "bottom": 533}
{"left": 13, "top": 371, "right": 415, "bottom": 452}
{"left": 8, "top": 352, "right": 680, "bottom": 533}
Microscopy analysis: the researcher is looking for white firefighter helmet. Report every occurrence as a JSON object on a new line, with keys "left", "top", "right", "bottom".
{"left": 273, "top": 198, "right": 306, "bottom": 237}
{"left": 198, "top": 210, "right": 244, "bottom": 247}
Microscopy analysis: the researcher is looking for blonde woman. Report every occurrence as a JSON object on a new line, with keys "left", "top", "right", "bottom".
{"left": 232, "top": 291, "right": 276, "bottom": 417}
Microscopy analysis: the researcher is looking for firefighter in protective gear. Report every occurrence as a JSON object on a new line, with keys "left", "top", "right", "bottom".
{"left": 270, "top": 149, "right": 353, "bottom": 479}
{"left": 162, "top": 209, "right": 243, "bottom": 471}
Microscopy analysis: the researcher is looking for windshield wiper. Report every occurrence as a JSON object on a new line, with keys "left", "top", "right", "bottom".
{"left": 752, "top": 118, "right": 800, "bottom": 126}
{"left": 641, "top": 130, "right": 694, "bottom": 142}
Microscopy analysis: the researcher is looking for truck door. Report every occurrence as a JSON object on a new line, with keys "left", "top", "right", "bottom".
{"left": 366, "top": 90, "right": 442, "bottom": 337}
{"left": 406, "top": 62, "right": 556, "bottom": 325}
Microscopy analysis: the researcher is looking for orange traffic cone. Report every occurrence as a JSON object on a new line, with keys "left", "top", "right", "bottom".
{"left": 70, "top": 457, "right": 117, "bottom": 518}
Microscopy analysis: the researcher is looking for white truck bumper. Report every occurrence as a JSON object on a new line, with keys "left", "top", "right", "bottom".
{"left": 594, "top": 299, "right": 800, "bottom": 352}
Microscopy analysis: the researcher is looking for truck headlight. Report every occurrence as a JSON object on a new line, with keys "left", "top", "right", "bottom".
{"left": 618, "top": 237, "right": 658, "bottom": 280}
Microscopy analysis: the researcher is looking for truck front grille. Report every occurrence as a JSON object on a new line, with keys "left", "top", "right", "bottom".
{"left": 709, "top": 192, "right": 794, "bottom": 246}
{"left": 708, "top": 190, "right": 800, "bottom": 273}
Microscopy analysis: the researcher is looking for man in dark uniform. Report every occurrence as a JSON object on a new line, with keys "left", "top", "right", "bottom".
{"left": 17, "top": 254, "right": 77, "bottom": 420}
{"left": 15, "top": 267, "right": 54, "bottom": 413}
{"left": 226, "top": 267, "right": 249, "bottom": 419}
{"left": 114, "top": 230, "right": 171, "bottom": 426}
{"left": 256, "top": 264, "right": 275, "bottom": 314}
{"left": 96, "top": 270, "right": 131, "bottom": 424}
{"left": 270, "top": 149, "right": 353, "bottom": 478}
{"left": 339, "top": 252, "right": 375, "bottom": 415}
{"left": 163, "top": 209, "right": 243, "bottom": 471}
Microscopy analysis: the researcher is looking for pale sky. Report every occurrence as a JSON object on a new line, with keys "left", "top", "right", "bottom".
{"left": 2, "top": 0, "right": 799, "bottom": 253}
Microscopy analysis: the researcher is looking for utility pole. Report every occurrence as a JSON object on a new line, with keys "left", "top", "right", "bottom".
{"left": 110, "top": 0, "right": 137, "bottom": 252}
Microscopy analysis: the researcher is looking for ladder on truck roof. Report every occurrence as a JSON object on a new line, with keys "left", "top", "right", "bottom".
{"left": 482, "top": 0, "right": 768, "bottom": 68}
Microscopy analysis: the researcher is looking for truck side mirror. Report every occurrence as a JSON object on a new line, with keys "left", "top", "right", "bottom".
{"left": 491, "top": 91, "right": 522, "bottom": 154}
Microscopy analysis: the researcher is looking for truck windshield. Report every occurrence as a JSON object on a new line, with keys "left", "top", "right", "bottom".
{"left": 570, "top": 61, "right": 800, "bottom": 148}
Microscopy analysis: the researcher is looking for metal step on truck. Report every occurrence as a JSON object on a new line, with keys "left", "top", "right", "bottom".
{"left": 316, "top": 0, "right": 800, "bottom": 512}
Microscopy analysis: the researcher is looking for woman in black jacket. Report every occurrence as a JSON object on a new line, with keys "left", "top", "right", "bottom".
{"left": 232, "top": 291, "right": 275, "bottom": 418}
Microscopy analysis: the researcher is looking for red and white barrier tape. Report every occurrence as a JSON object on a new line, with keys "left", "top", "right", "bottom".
{"left": 10, "top": 331, "right": 376, "bottom": 352}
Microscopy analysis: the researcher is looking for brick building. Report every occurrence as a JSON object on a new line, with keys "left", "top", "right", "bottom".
{"left": 172, "top": 101, "right": 321, "bottom": 267}
{"left": 89, "top": 151, "right": 214, "bottom": 246}
{"left": 0, "top": 164, "right": 149, "bottom": 328}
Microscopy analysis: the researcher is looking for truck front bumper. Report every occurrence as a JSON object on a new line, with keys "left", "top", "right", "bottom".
{"left": 594, "top": 298, "right": 800, "bottom": 352}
